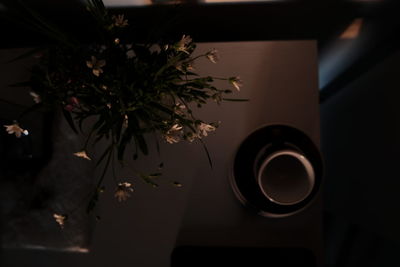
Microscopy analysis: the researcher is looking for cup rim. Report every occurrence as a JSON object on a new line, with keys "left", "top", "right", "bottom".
{"left": 257, "top": 149, "right": 315, "bottom": 206}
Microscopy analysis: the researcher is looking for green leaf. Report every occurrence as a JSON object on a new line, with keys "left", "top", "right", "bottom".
{"left": 86, "top": 190, "right": 99, "bottom": 214}
{"left": 134, "top": 133, "right": 148, "bottom": 155}
{"left": 139, "top": 174, "right": 159, "bottom": 188}
{"left": 8, "top": 81, "right": 32, "bottom": 87}
{"left": 199, "top": 139, "right": 213, "bottom": 169}
{"left": 222, "top": 98, "right": 249, "bottom": 102}
{"left": 148, "top": 172, "right": 162, "bottom": 178}
{"left": 17, "top": 103, "right": 44, "bottom": 120}
{"left": 61, "top": 108, "right": 78, "bottom": 134}
{"left": 6, "top": 47, "right": 45, "bottom": 63}
{"left": 78, "top": 118, "right": 86, "bottom": 133}
{"left": 114, "top": 116, "right": 124, "bottom": 143}
{"left": 129, "top": 115, "right": 149, "bottom": 156}
{"left": 12, "top": 0, "right": 77, "bottom": 47}
{"left": 93, "top": 133, "right": 105, "bottom": 145}
{"left": 117, "top": 129, "right": 132, "bottom": 161}
{"left": 149, "top": 102, "right": 174, "bottom": 115}
{"left": 98, "top": 118, "right": 113, "bottom": 135}
{"left": 155, "top": 137, "right": 160, "bottom": 156}
{"left": 92, "top": 113, "right": 106, "bottom": 132}
{"left": 96, "top": 144, "right": 113, "bottom": 167}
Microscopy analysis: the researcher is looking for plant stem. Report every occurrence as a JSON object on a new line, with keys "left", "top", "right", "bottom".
{"left": 0, "top": 98, "right": 29, "bottom": 109}
{"left": 95, "top": 141, "right": 113, "bottom": 190}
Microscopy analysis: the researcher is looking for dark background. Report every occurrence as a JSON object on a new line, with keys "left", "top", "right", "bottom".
{"left": 1, "top": 0, "right": 400, "bottom": 266}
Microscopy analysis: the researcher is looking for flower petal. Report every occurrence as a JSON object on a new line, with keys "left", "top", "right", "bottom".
{"left": 73, "top": 151, "right": 91, "bottom": 160}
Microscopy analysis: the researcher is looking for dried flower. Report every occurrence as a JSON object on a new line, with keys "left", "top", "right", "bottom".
{"left": 175, "top": 64, "right": 183, "bottom": 72}
{"left": 69, "top": 97, "right": 79, "bottom": 106}
{"left": 175, "top": 35, "right": 192, "bottom": 54}
{"left": 229, "top": 76, "right": 242, "bottom": 91}
{"left": 164, "top": 124, "right": 183, "bottom": 144}
{"left": 73, "top": 150, "right": 91, "bottom": 160}
{"left": 185, "top": 132, "right": 199, "bottom": 142}
{"left": 112, "top": 14, "right": 128, "bottom": 28}
{"left": 206, "top": 48, "right": 219, "bottom": 64}
{"left": 64, "top": 96, "right": 80, "bottom": 111}
{"left": 33, "top": 53, "right": 43, "bottom": 59}
{"left": 172, "top": 181, "right": 183, "bottom": 187}
{"left": 8, "top": 5, "right": 242, "bottom": 220}
{"left": 114, "top": 182, "right": 134, "bottom": 202}
{"left": 174, "top": 103, "right": 186, "bottom": 116}
{"left": 178, "top": 63, "right": 194, "bottom": 72}
{"left": 64, "top": 105, "right": 73, "bottom": 112}
{"left": 126, "top": 50, "right": 135, "bottom": 59}
{"left": 123, "top": 115, "right": 128, "bottom": 128}
{"left": 197, "top": 122, "right": 216, "bottom": 137}
{"left": 212, "top": 92, "right": 223, "bottom": 103}
{"left": 53, "top": 213, "right": 67, "bottom": 229}
{"left": 29, "top": 91, "right": 41, "bottom": 103}
{"left": 99, "top": 45, "right": 107, "bottom": 53}
{"left": 86, "top": 56, "right": 106, "bottom": 77}
{"left": 187, "top": 64, "right": 195, "bottom": 71}
{"left": 4, "top": 123, "right": 29, "bottom": 138}
{"left": 165, "top": 135, "right": 180, "bottom": 144}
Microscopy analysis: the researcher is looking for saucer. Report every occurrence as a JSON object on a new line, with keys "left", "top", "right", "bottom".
{"left": 230, "top": 124, "right": 323, "bottom": 217}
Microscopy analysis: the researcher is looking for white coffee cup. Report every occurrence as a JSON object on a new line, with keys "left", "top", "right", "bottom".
{"left": 257, "top": 149, "right": 315, "bottom": 206}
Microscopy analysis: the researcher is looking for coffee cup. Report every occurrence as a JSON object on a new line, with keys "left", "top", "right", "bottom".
{"left": 257, "top": 149, "right": 315, "bottom": 206}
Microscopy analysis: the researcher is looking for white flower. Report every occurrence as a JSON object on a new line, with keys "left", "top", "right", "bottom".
{"left": 172, "top": 181, "right": 183, "bottom": 188}
{"left": 123, "top": 115, "right": 128, "bottom": 128}
{"left": 175, "top": 35, "right": 192, "bottom": 54}
{"left": 53, "top": 213, "right": 67, "bottom": 229}
{"left": 185, "top": 132, "right": 199, "bottom": 142}
{"left": 176, "top": 62, "right": 194, "bottom": 72}
{"left": 99, "top": 45, "right": 107, "bottom": 53}
{"left": 174, "top": 103, "right": 186, "bottom": 116}
{"left": 175, "top": 64, "right": 183, "bottom": 72}
{"left": 165, "top": 135, "right": 180, "bottom": 144}
{"left": 206, "top": 48, "right": 219, "bottom": 64}
{"left": 73, "top": 150, "right": 91, "bottom": 160}
{"left": 112, "top": 14, "right": 128, "bottom": 28}
{"left": 229, "top": 76, "right": 242, "bottom": 91}
{"left": 4, "top": 123, "right": 29, "bottom": 138}
{"left": 114, "top": 182, "right": 134, "bottom": 202}
{"left": 126, "top": 50, "right": 135, "bottom": 59}
{"left": 175, "top": 103, "right": 186, "bottom": 110}
{"left": 187, "top": 64, "right": 195, "bottom": 71}
{"left": 86, "top": 56, "right": 106, "bottom": 77}
{"left": 29, "top": 91, "right": 41, "bottom": 103}
{"left": 197, "top": 122, "right": 216, "bottom": 137}
{"left": 170, "top": 124, "right": 183, "bottom": 132}
{"left": 164, "top": 124, "right": 183, "bottom": 144}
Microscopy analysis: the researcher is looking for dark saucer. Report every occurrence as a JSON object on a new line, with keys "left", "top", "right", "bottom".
{"left": 231, "top": 124, "right": 323, "bottom": 217}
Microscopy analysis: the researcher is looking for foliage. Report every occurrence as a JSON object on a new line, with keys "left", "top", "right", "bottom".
{"left": 5, "top": 0, "right": 243, "bottom": 224}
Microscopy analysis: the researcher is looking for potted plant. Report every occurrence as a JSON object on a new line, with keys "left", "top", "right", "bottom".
{"left": 2, "top": 0, "right": 244, "bottom": 229}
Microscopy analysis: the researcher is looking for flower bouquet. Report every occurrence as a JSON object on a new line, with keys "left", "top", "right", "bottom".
{"left": 3, "top": 0, "right": 243, "bottom": 228}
